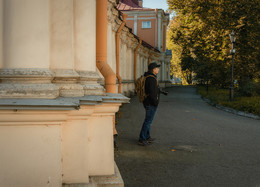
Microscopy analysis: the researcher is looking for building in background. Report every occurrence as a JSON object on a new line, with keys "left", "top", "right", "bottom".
{"left": 118, "top": 0, "right": 172, "bottom": 87}
{"left": 118, "top": 0, "right": 170, "bottom": 52}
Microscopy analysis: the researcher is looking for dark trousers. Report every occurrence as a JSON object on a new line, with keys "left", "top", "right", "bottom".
{"left": 139, "top": 105, "right": 158, "bottom": 141}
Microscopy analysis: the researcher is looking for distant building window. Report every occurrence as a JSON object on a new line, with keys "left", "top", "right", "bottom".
{"left": 142, "top": 21, "right": 151, "bottom": 28}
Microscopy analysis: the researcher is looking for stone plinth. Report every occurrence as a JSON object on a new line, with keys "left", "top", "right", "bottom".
{"left": 0, "top": 68, "right": 59, "bottom": 99}
{"left": 77, "top": 71, "right": 105, "bottom": 96}
{"left": 0, "top": 94, "right": 129, "bottom": 187}
{"left": 52, "top": 69, "right": 84, "bottom": 97}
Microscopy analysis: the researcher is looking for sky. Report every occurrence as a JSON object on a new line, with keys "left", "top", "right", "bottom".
{"left": 143, "top": 0, "right": 169, "bottom": 11}
{"left": 142, "top": 0, "right": 174, "bottom": 19}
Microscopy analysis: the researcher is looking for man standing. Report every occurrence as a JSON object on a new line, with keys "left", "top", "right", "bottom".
{"left": 138, "top": 62, "right": 161, "bottom": 146}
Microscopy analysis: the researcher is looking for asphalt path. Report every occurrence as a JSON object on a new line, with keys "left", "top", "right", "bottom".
{"left": 115, "top": 86, "right": 260, "bottom": 187}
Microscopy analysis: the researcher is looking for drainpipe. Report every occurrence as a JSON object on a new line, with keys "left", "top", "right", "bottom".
{"left": 96, "top": 0, "right": 116, "bottom": 93}
{"left": 134, "top": 39, "right": 142, "bottom": 81}
{"left": 116, "top": 14, "right": 127, "bottom": 93}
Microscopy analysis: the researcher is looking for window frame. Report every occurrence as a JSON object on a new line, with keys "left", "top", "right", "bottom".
{"left": 142, "top": 21, "right": 151, "bottom": 29}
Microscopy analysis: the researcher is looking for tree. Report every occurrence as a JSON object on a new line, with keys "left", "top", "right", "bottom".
{"left": 167, "top": 0, "right": 260, "bottom": 94}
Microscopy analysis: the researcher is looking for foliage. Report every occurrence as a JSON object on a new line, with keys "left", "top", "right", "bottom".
{"left": 167, "top": 22, "right": 187, "bottom": 84}
{"left": 197, "top": 85, "right": 230, "bottom": 104}
{"left": 197, "top": 85, "right": 260, "bottom": 116}
{"left": 167, "top": 0, "right": 260, "bottom": 95}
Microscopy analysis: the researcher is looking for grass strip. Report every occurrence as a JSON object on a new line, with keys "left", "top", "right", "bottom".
{"left": 197, "top": 85, "right": 260, "bottom": 116}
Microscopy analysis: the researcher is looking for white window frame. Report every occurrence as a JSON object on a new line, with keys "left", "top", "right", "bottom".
{"left": 142, "top": 21, "right": 151, "bottom": 29}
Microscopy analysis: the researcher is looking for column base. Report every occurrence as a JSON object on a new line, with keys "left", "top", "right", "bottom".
{"left": 77, "top": 71, "right": 105, "bottom": 96}
{"left": 0, "top": 83, "right": 59, "bottom": 99}
{"left": 0, "top": 68, "right": 59, "bottom": 99}
{"left": 63, "top": 163, "right": 124, "bottom": 187}
{"left": 52, "top": 69, "right": 84, "bottom": 97}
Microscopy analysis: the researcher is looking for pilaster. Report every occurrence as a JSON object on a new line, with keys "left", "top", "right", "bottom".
{"left": 134, "top": 15, "right": 138, "bottom": 35}
{"left": 157, "top": 13, "right": 162, "bottom": 50}
{"left": 62, "top": 106, "right": 95, "bottom": 184}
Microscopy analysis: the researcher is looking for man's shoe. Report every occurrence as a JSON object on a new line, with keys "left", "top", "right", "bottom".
{"left": 146, "top": 137, "right": 156, "bottom": 143}
{"left": 138, "top": 140, "right": 150, "bottom": 146}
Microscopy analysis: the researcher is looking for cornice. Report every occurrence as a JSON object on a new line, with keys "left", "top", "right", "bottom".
{"left": 107, "top": 1, "right": 120, "bottom": 24}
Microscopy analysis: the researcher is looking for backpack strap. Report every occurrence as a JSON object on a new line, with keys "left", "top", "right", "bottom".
{"left": 145, "top": 75, "right": 158, "bottom": 85}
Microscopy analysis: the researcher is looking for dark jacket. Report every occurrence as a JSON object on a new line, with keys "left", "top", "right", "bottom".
{"left": 143, "top": 71, "right": 160, "bottom": 107}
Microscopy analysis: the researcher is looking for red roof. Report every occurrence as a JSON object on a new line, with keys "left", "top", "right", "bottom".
{"left": 117, "top": 0, "right": 152, "bottom": 11}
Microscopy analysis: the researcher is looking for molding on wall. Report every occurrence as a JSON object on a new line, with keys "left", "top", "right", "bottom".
{"left": 52, "top": 69, "right": 84, "bottom": 97}
{"left": 0, "top": 68, "right": 59, "bottom": 99}
{"left": 77, "top": 71, "right": 106, "bottom": 96}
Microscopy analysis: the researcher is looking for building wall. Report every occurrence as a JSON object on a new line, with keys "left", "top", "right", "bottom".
{"left": 126, "top": 18, "right": 134, "bottom": 31}
{"left": 0, "top": 0, "right": 126, "bottom": 186}
{"left": 107, "top": 4, "right": 166, "bottom": 97}
{"left": 0, "top": 122, "right": 62, "bottom": 187}
{"left": 137, "top": 16, "right": 156, "bottom": 47}
{"left": 0, "top": 0, "right": 171, "bottom": 186}
{"left": 0, "top": 0, "right": 104, "bottom": 99}
{"left": 119, "top": 8, "right": 172, "bottom": 89}
{"left": 0, "top": 102, "right": 124, "bottom": 187}
{"left": 122, "top": 9, "right": 169, "bottom": 53}
{"left": 126, "top": 13, "right": 157, "bottom": 48}
{"left": 162, "top": 23, "right": 167, "bottom": 52}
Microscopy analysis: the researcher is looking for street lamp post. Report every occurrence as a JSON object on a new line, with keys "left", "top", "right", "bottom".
{"left": 229, "top": 30, "right": 236, "bottom": 102}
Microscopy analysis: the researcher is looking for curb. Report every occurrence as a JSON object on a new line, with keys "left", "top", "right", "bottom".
{"left": 201, "top": 97, "right": 260, "bottom": 120}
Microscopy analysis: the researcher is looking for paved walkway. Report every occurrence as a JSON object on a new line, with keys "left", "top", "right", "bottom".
{"left": 115, "top": 86, "right": 260, "bottom": 187}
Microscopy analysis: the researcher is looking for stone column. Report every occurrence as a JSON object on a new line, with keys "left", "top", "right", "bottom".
{"left": 0, "top": 0, "right": 59, "bottom": 98}
{"left": 161, "top": 61, "right": 164, "bottom": 82}
{"left": 164, "top": 62, "right": 166, "bottom": 81}
{"left": 165, "top": 62, "right": 167, "bottom": 81}
{"left": 74, "top": 0, "right": 105, "bottom": 96}
{"left": 50, "top": 0, "right": 84, "bottom": 97}
{"left": 168, "top": 63, "right": 171, "bottom": 81}
{"left": 160, "top": 62, "right": 163, "bottom": 81}
{"left": 163, "top": 24, "right": 166, "bottom": 52}
{"left": 120, "top": 42, "right": 127, "bottom": 95}
{"left": 139, "top": 55, "right": 143, "bottom": 76}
